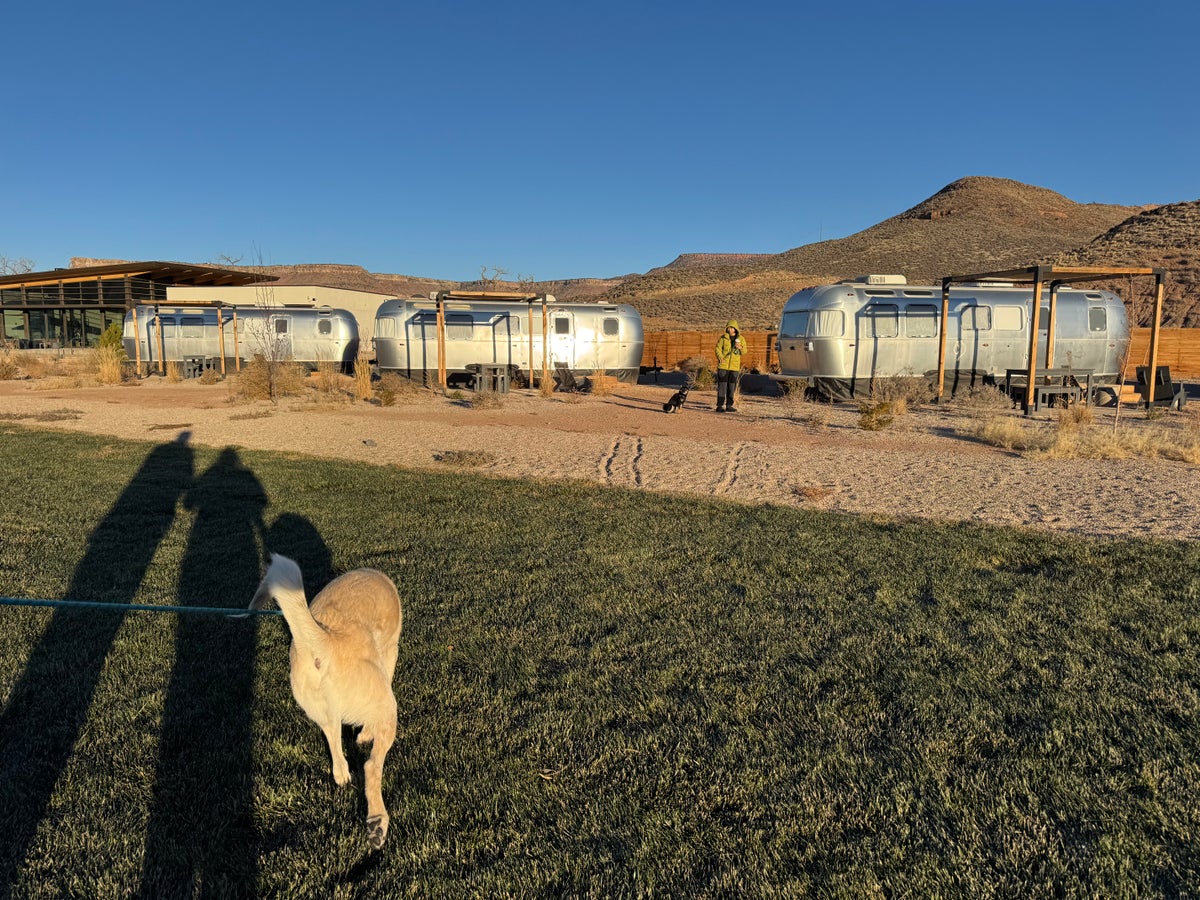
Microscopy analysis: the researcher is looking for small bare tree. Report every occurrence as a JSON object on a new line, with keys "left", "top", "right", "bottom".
{"left": 0, "top": 255, "right": 34, "bottom": 275}
{"left": 245, "top": 248, "right": 294, "bottom": 403}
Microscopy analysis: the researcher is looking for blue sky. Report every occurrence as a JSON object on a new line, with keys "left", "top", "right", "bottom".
{"left": 5, "top": 0, "right": 1198, "bottom": 281}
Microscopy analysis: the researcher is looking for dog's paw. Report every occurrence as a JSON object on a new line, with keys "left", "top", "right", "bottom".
{"left": 366, "top": 814, "right": 389, "bottom": 850}
{"left": 333, "top": 759, "right": 352, "bottom": 787}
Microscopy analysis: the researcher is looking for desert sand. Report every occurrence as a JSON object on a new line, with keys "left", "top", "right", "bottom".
{"left": 1, "top": 375, "right": 1198, "bottom": 542}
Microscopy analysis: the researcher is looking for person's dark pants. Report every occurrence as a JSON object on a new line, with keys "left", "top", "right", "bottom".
{"left": 716, "top": 369, "right": 739, "bottom": 409}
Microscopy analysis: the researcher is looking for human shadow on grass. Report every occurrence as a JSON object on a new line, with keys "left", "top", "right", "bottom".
{"left": 138, "top": 447, "right": 270, "bottom": 897}
{"left": 0, "top": 432, "right": 195, "bottom": 897}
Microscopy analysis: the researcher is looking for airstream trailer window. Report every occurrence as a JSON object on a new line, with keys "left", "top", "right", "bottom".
{"left": 181, "top": 316, "right": 204, "bottom": 339}
{"left": 275, "top": 319, "right": 289, "bottom": 334}
{"left": 780, "top": 310, "right": 809, "bottom": 337}
{"left": 994, "top": 306, "right": 1023, "bottom": 331}
{"left": 603, "top": 317, "right": 619, "bottom": 337}
{"left": 376, "top": 318, "right": 395, "bottom": 338}
{"left": 905, "top": 305, "right": 937, "bottom": 338}
{"left": 446, "top": 313, "right": 473, "bottom": 339}
{"left": 318, "top": 319, "right": 332, "bottom": 335}
{"left": 811, "top": 310, "right": 844, "bottom": 336}
{"left": 864, "top": 304, "right": 899, "bottom": 338}
{"left": 1088, "top": 307, "right": 1106, "bottom": 332}
{"left": 554, "top": 317, "right": 570, "bottom": 335}
{"left": 961, "top": 306, "right": 992, "bottom": 330}
{"left": 1038, "top": 308, "right": 1050, "bottom": 331}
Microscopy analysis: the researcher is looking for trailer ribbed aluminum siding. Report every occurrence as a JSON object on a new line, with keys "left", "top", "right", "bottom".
{"left": 122, "top": 305, "right": 360, "bottom": 371}
{"left": 774, "top": 279, "right": 1130, "bottom": 399}
{"left": 372, "top": 298, "right": 644, "bottom": 384}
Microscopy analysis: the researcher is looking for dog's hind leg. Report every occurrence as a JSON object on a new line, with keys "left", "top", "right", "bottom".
{"left": 363, "top": 704, "right": 397, "bottom": 849}
{"left": 318, "top": 717, "right": 352, "bottom": 786}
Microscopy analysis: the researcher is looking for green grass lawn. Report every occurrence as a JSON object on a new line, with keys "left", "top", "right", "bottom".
{"left": 1, "top": 425, "right": 1198, "bottom": 898}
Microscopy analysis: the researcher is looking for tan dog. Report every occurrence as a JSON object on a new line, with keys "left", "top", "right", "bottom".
{"left": 251, "top": 554, "right": 403, "bottom": 849}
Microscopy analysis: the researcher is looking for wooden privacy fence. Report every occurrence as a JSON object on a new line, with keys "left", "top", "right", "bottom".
{"left": 641, "top": 331, "right": 778, "bottom": 373}
{"left": 641, "top": 328, "right": 1200, "bottom": 379}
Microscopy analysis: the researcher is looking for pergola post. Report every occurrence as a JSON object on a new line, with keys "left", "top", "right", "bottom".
{"left": 1145, "top": 272, "right": 1165, "bottom": 409}
{"left": 132, "top": 306, "right": 141, "bottom": 373}
{"left": 154, "top": 305, "right": 165, "bottom": 375}
{"left": 1022, "top": 269, "right": 1046, "bottom": 415}
{"left": 936, "top": 278, "right": 951, "bottom": 401}
{"left": 217, "top": 304, "right": 227, "bottom": 376}
{"left": 436, "top": 296, "right": 448, "bottom": 389}
{"left": 233, "top": 310, "right": 241, "bottom": 372}
{"left": 541, "top": 297, "right": 549, "bottom": 388}
{"left": 527, "top": 300, "right": 535, "bottom": 388}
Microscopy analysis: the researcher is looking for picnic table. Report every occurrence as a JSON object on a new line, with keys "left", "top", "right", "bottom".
{"left": 1004, "top": 368, "right": 1095, "bottom": 411}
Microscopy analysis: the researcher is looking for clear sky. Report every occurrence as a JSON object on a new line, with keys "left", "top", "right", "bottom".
{"left": 5, "top": 0, "right": 1198, "bottom": 281}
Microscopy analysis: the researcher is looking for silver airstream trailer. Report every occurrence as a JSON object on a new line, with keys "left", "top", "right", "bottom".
{"left": 123, "top": 304, "right": 360, "bottom": 371}
{"left": 373, "top": 292, "right": 645, "bottom": 385}
{"left": 774, "top": 276, "right": 1130, "bottom": 399}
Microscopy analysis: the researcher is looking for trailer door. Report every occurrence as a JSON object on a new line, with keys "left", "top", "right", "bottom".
{"left": 550, "top": 312, "right": 574, "bottom": 370}
{"left": 270, "top": 314, "right": 293, "bottom": 360}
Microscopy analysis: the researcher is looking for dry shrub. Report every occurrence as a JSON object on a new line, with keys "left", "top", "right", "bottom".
{"left": 233, "top": 354, "right": 308, "bottom": 401}
{"left": 31, "top": 376, "right": 84, "bottom": 391}
{"left": 468, "top": 391, "right": 505, "bottom": 410}
{"left": 793, "top": 484, "right": 834, "bottom": 502}
{"left": 538, "top": 378, "right": 555, "bottom": 399}
{"left": 1055, "top": 403, "right": 1094, "bottom": 430}
{"left": 962, "top": 415, "right": 1052, "bottom": 452}
{"left": 0, "top": 356, "right": 19, "bottom": 380}
{"left": 166, "top": 361, "right": 183, "bottom": 383}
{"left": 199, "top": 367, "right": 222, "bottom": 385}
{"left": 433, "top": 449, "right": 496, "bottom": 467}
{"left": 315, "top": 359, "right": 340, "bottom": 395}
{"left": 678, "top": 356, "right": 715, "bottom": 391}
{"left": 952, "top": 384, "right": 1013, "bottom": 412}
{"left": 18, "top": 354, "right": 62, "bottom": 380}
{"left": 354, "top": 356, "right": 373, "bottom": 402}
{"left": 857, "top": 400, "right": 895, "bottom": 431}
{"left": 96, "top": 346, "right": 125, "bottom": 385}
{"left": 375, "top": 371, "right": 426, "bottom": 406}
{"left": 872, "top": 374, "right": 933, "bottom": 410}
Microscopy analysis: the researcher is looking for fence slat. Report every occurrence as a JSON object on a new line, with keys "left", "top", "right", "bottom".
{"left": 642, "top": 328, "right": 1200, "bottom": 378}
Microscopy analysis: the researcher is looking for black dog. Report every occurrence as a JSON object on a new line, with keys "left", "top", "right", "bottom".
{"left": 662, "top": 381, "right": 691, "bottom": 413}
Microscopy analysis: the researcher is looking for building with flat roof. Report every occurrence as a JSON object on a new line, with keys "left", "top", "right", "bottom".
{"left": 0, "top": 262, "right": 268, "bottom": 348}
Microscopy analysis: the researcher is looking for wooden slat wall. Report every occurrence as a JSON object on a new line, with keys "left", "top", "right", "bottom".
{"left": 642, "top": 328, "right": 1200, "bottom": 379}
{"left": 1127, "top": 329, "right": 1200, "bottom": 378}
{"left": 641, "top": 331, "right": 777, "bottom": 373}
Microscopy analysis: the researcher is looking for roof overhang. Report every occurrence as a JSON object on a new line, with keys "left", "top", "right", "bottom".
{"left": 0, "top": 261, "right": 277, "bottom": 290}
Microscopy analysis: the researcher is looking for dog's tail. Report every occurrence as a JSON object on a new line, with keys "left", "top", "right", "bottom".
{"left": 250, "top": 554, "right": 326, "bottom": 645}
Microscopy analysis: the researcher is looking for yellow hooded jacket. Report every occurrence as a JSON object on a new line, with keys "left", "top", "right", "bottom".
{"left": 715, "top": 320, "right": 744, "bottom": 372}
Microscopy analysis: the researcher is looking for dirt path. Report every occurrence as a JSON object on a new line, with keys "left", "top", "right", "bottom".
{"left": 2, "top": 376, "right": 1198, "bottom": 541}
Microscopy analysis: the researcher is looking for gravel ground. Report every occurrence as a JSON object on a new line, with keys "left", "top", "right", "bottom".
{"left": 2, "top": 375, "right": 1198, "bottom": 541}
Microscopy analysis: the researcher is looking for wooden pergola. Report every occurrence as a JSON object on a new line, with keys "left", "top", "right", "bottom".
{"left": 937, "top": 265, "right": 1166, "bottom": 413}
{"left": 430, "top": 290, "right": 553, "bottom": 389}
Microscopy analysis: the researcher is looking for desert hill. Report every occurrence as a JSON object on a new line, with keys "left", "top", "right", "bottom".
{"left": 69, "top": 178, "right": 1199, "bottom": 330}
{"left": 1054, "top": 200, "right": 1200, "bottom": 327}
{"left": 599, "top": 177, "right": 1152, "bottom": 328}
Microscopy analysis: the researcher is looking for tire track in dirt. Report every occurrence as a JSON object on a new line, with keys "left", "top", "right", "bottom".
{"left": 601, "top": 435, "right": 645, "bottom": 487}
{"left": 713, "top": 441, "right": 747, "bottom": 494}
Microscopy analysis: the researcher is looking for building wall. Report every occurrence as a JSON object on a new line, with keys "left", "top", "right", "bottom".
{"left": 166, "top": 285, "right": 395, "bottom": 345}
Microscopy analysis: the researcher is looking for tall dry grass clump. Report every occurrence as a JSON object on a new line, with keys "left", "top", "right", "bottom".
{"left": 165, "top": 361, "right": 183, "bottom": 383}
{"left": 353, "top": 355, "right": 373, "bottom": 402}
{"left": 872, "top": 373, "right": 933, "bottom": 411}
{"left": 95, "top": 346, "right": 126, "bottom": 384}
{"left": 374, "top": 372, "right": 427, "bottom": 406}
{"left": 0, "top": 344, "right": 19, "bottom": 380}
{"left": 589, "top": 372, "right": 618, "bottom": 396}
{"left": 315, "top": 359, "right": 341, "bottom": 396}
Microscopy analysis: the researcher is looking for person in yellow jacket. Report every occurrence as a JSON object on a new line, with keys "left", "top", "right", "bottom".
{"left": 714, "top": 320, "right": 745, "bottom": 412}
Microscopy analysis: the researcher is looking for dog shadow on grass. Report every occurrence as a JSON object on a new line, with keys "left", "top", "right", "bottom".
{"left": 0, "top": 432, "right": 195, "bottom": 892}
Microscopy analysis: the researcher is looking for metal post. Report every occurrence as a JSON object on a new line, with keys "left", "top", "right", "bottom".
{"left": 1145, "top": 272, "right": 1165, "bottom": 409}
{"left": 1023, "top": 270, "right": 1045, "bottom": 414}
{"left": 217, "top": 304, "right": 227, "bottom": 376}
{"left": 132, "top": 306, "right": 141, "bottom": 373}
{"left": 527, "top": 300, "right": 534, "bottom": 388}
{"left": 1045, "top": 282, "right": 1060, "bottom": 369}
{"left": 154, "top": 306, "right": 165, "bottom": 375}
{"left": 436, "top": 296, "right": 447, "bottom": 388}
{"left": 936, "top": 278, "right": 951, "bottom": 401}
